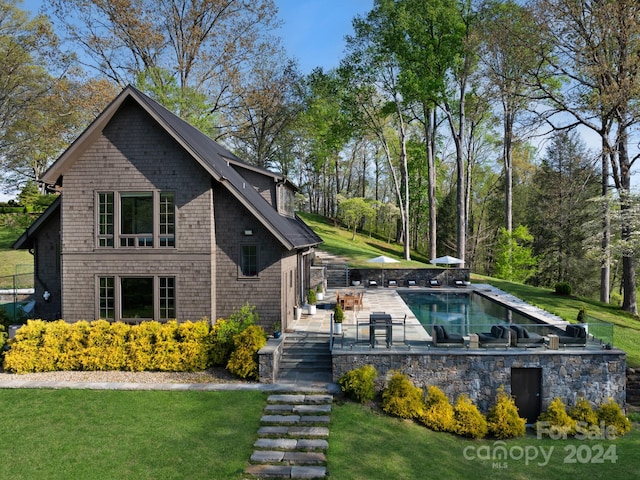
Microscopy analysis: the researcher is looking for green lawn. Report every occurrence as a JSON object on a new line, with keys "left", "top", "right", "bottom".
{"left": 329, "top": 402, "right": 640, "bottom": 479}
{"left": 1, "top": 389, "right": 637, "bottom": 479}
{"left": 0, "top": 389, "right": 266, "bottom": 480}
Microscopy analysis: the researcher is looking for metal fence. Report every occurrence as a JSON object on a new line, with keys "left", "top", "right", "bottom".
{"left": 0, "top": 266, "right": 35, "bottom": 323}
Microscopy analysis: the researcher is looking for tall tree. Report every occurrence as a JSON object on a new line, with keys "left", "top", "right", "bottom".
{"left": 47, "top": 0, "right": 282, "bottom": 136}
{"left": 531, "top": 0, "right": 640, "bottom": 313}
{"left": 528, "top": 130, "right": 600, "bottom": 294}
{"left": 478, "top": 0, "right": 541, "bottom": 234}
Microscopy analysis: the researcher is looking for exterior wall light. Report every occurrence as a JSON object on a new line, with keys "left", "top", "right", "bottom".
{"left": 244, "top": 229, "right": 253, "bottom": 236}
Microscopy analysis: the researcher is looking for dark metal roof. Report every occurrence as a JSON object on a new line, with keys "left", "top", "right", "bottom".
{"left": 39, "top": 85, "right": 321, "bottom": 251}
{"left": 131, "top": 86, "right": 321, "bottom": 249}
{"left": 13, "top": 196, "right": 61, "bottom": 250}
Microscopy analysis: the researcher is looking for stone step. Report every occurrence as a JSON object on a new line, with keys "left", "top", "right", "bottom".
{"left": 267, "top": 394, "right": 333, "bottom": 405}
{"left": 250, "top": 450, "right": 327, "bottom": 465}
{"left": 264, "top": 404, "right": 332, "bottom": 414}
{"left": 257, "top": 426, "right": 330, "bottom": 438}
{"left": 260, "top": 414, "right": 331, "bottom": 425}
{"left": 254, "top": 438, "right": 329, "bottom": 451}
{"left": 245, "top": 464, "right": 326, "bottom": 479}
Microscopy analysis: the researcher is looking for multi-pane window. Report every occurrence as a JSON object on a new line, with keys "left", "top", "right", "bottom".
{"left": 122, "top": 277, "right": 154, "bottom": 318}
{"left": 98, "top": 276, "right": 175, "bottom": 321}
{"left": 98, "top": 193, "right": 114, "bottom": 247}
{"left": 120, "top": 192, "right": 153, "bottom": 247}
{"left": 159, "top": 193, "right": 175, "bottom": 247}
{"left": 99, "top": 276, "right": 114, "bottom": 320}
{"left": 241, "top": 245, "right": 258, "bottom": 277}
{"left": 97, "top": 191, "right": 174, "bottom": 248}
{"left": 159, "top": 277, "right": 175, "bottom": 319}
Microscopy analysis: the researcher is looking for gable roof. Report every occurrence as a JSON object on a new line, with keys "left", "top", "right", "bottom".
{"left": 13, "top": 196, "right": 61, "bottom": 250}
{"left": 41, "top": 85, "right": 321, "bottom": 250}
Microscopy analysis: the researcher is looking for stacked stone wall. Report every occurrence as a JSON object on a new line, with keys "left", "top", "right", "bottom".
{"left": 332, "top": 350, "right": 626, "bottom": 412}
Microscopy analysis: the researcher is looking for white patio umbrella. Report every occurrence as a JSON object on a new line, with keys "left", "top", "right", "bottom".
{"left": 367, "top": 255, "right": 400, "bottom": 264}
{"left": 430, "top": 255, "right": 464, "bottom": 267}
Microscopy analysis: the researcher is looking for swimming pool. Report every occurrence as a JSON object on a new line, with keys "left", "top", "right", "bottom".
{"left": 398, "top": 291, "right": 539, "bottom": 336}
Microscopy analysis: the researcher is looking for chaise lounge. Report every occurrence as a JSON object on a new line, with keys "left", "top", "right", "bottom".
{"left": 477, "top": 325, "right": 511, "bottom": 348}
{"left": 557, "top": 324, "right": 588, "bottom": 347}
{"left": 432, "top": 325, "right": 465, "bottom": 347}
{"left": 510, "top": 324, "right": 546, "bottom": 347}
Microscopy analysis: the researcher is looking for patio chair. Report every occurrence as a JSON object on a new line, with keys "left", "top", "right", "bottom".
{"left": 477, "top": 325, "right": 510, "bottom": 348}
{"left": 557, "top": 324, "right": 588, "bottom": 347}
{"left": 432, "top": 325, "right": 464, "bottom": 347}
{"left": 509, "top": 324, "right": 546, "bottom": 347}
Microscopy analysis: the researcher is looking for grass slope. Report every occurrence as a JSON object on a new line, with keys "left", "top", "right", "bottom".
{"left": 330, "top": 402, "right": 640, "bottom": 480}
{"left": 299, "top": 212, "right": 640, "bottom": 367}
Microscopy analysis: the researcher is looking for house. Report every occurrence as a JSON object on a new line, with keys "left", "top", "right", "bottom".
{"left": 13, "top": 85, "right": 322, "bottom": 331}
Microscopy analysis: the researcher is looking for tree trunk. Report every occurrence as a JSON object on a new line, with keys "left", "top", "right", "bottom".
{"left": 424, "top": 104, "right": 438, "bottom": 261}
{"left": 600, "top": 138, "right": 610, "bottom": 304}
{"left": 617, "top": 127, "right": 637, "bottom": 314}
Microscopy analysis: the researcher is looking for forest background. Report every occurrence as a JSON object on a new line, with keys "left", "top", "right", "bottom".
{"left": 1, "top": 0, "right": 640, "bottom": 314}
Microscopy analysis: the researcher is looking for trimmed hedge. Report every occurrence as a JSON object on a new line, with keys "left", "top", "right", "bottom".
{"left": 3, "top": 318, "right": 245, "bottom": 374}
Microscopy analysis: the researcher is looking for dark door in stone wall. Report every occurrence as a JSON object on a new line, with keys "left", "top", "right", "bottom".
{"left": 511, "top": 368, "right": 542, "bottom": 423}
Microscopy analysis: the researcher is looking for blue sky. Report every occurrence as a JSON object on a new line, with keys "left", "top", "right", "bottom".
{"left": 22, "top": 0, "right": 373, "bottom": 75}
{"left": 276, "top": 0, "right": 372, "bottom": 73}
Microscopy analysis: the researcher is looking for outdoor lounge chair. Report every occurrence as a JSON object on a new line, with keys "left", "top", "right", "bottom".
{"left": 557, "top": 324, "right": 588, "bottom": 347}
{"left": 510, "top": 324, "right": 546, "bottom": 347}
{"left": 428, "top": 279, "right": 441, "bottom": 288}
{"left": 407, "top": 279, "right": 418, "bottom": 287}
{"left": 387, "top": 279, "right": 398, "bottom": 287}
{"left": 432, "top": 325, "right": 465, "bottom": 347}
{"left": 454, "top": 280, "right": 466, "bottom": 287}
{"left": 477, "top": 325, "right": 511, "bottom": 348}
{"left": 368, "top": 280, "right": 378, "bottom": 288}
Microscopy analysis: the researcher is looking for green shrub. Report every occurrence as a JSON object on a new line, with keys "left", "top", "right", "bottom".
{"left": 486, "top": 386, "right": 526, "bottom": 439}
{"left": 210, "top": 304, "right": 258, "bottom": 366}
{"left": 597, "top": 398, "right": 632, "bottom": 436}
{"left": 82, "top": 320, "right": 129, "bottom": 371}
{"left": 554, "top": 282, "right": 572, "bottom": 295}
{"left": 4, "top": 319, "right": 215, "bottom": 374}
{"left": 338, "top": 365, "right": 378, "bottom": 403}
{"left": 380, "top": 371, "right": 424, "bottom": 419}
{"left": 453, "top": 395, "right": 488, "bottom": 439}
{"left": 176, "top": 320, "right": 212, "bottom": 371}
{"left": 226, "top": 325, "right": 267, "bottom": 380}
{"left": 419, "top": 386, "right": 455, "bottom": 432}
{"left": 125, "top": 321, "right": 162, "bottom": 371}
{"left": 536, "top": 397, "right": 577, "bottom": 437}
{"left": 0, "top": 323, "right": 6, "bottom": 354}
{"left": 568, "top": 397, "right": 598, "bottom": 428}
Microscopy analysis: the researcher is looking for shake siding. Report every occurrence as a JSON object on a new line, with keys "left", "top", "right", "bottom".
{"left": 34, "top": 209, "right": 61, "bottom": 320}
{"left": 234, "top": 168, "right": 277, "bottom": 206}
{"left": 213, "top": 184, "right": 285, "bottom": 328}
{"left": 59, "top": 101, "right": 215, "bottom": 321}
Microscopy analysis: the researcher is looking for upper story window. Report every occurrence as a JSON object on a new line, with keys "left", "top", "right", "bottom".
{"left": 98, "top": 191, "right": 175, "bottom": 248}
{"left": 241, "top": 244, "right": 258, "bottom": 277}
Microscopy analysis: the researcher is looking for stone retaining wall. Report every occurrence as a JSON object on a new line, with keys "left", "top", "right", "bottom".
{"left": 332, "top": 349, "right": 626, "bottom": 412}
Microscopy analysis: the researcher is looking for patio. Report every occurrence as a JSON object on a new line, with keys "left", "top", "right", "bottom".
{"left": 284, "top": 284, "right": 627, "bottom": 414}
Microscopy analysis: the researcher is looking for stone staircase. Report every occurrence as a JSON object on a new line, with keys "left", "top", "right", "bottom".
{"left": 277, "top": 333, "right": 332, "bottom": 385}
{"left": 245, "top": 393, "right": 333, "bottom": 479}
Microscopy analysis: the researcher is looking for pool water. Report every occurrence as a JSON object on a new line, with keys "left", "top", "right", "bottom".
{"left": 398, "top": 291, "right": 535, "bottom": 336}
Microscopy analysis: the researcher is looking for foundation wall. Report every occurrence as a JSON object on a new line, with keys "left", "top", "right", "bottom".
{"left": 332, "top": 349, "right": 626, "bottom": 412}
